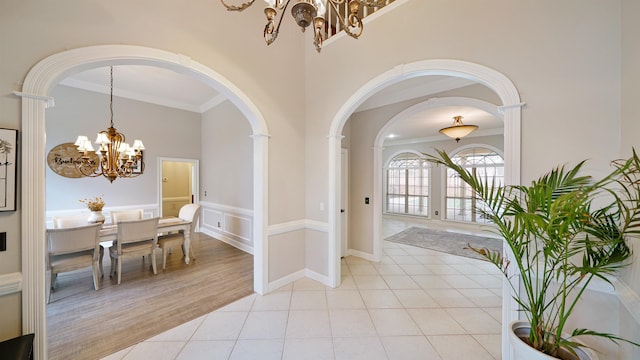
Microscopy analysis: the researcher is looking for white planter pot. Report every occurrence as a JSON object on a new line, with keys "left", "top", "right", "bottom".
{"left": 509, "top": 321, "right": 598, "bottom": 360}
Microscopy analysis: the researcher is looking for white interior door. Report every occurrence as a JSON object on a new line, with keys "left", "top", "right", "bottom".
{"left": 158, "top": 157, "right": 199, "bottom": 218}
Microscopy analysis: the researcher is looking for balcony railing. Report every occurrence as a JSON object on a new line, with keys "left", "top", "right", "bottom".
{"left": 322, "top": 0, "right": 397, "bottom": 42}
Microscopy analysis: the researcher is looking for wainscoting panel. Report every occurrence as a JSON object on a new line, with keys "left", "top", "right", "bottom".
{"left": 199, "top": 201, "right": 254, "bottom": 254}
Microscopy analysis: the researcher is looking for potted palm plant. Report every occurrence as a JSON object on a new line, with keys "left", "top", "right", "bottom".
{"left": 425, "top": 149, "right": 640, "bottom": 359}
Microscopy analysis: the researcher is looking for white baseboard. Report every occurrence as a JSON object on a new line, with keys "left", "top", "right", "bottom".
{"left": 268, "top": 269, "right": 306, "bottom": 292}
{"left": 200, "top": 228, "right": 254, "bottom": 255}
{"left": 267, "top": 268, "right": 331, "bottom": 292}
{"left": 347, "top": 248, "right": 377, "bottom": 262}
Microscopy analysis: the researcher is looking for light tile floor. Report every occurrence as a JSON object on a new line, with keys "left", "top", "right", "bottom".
{"left": 103, "top": 220, "right": 503, "bottom": 360}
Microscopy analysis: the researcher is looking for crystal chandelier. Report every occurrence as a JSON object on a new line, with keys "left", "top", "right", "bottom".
{"left": 75, "top": 66, "right": 145, "bottom": 183}
{"left": 438, "top": 116, "right": 479, "bottom": 142}
{"left": 220, "top": 0, "right": 388, "bottom": 52}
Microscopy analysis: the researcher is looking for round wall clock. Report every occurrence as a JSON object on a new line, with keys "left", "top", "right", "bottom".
{"left": 47, "top": 142, "right": 99, "bottom": 178}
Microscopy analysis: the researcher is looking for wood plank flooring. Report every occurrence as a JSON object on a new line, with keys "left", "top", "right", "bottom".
{"left": 46, "top": 233, "right": 254, "bottom": 360}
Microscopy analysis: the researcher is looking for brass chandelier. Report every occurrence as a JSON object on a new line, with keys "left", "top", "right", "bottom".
{"left": 75, "top": 66, "right": 145, "bottom": 183}
{"left": 439, "top": 116, "right": 478, "bottom": 142}
{"left": 220, "top": 0, "right": 388, "bottom": 52}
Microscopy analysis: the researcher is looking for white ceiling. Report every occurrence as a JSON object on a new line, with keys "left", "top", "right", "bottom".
{"left": 60, "top": 65, "right": 504, "bottom": 142}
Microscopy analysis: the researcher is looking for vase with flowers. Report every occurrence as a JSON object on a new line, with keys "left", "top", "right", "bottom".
{"left": 80, "top": 195, "right": 106, "bottom": 224}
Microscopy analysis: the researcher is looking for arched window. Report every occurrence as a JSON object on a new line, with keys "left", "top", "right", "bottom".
{"left": 445, "top": 147, "right": 504, "bottom": 223}
{"left": 386, "top": 152, "right": 429, "bottom": 216}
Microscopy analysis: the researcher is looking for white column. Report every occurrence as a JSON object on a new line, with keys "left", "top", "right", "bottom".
{"left": 17, "top": 93, "right": 51, "bottom": 360}
{"left": 251, "top": 133, "right": 270, "bottom": 295}
{"left": 327, "top": 134, "right": 344, "bottom": 288}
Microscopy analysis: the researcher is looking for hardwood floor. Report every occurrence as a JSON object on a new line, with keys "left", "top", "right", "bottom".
{"left": 46, "top": 233, "right": 254, "bottom": 360}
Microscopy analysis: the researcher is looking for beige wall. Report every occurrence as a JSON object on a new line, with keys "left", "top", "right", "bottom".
{"left": 0, "top": 0, "right": 306, "bottom": 340}
{"left": 303, "top": 0, "right": 637, "bottom": 358}
{"left": 201, "top": 101, "right": 253, "bottom": 210}
{"left": 620, "top": 0, "right": 640, "bottom": 357}
{"left": 1, "top": 0, "right": 640, "bottom": 357}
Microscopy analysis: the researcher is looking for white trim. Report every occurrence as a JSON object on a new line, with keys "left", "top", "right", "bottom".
{"left": 13, "top": 91, "right": 55, "bottom": 108}
{"left": 267, "top": 219, "right": 329, "bottom": 235}
{"left": 327, "top": 59, "right": 522, "bottom": 360}
{"left": 19, "top": 44, "right": 270, "bottom": 359}
{"left": 200, "top": 200, "right": 254, "bottom": 217}
{"left": 268, "top": 269, "right": 306, "bottom": 292}
{"left": 347, "top": 248, "right": 378, "bottom": 262}
{"left": 200, "top": 227, "right": 255, "bottom": 254}
{"left": 267, "top": 268, "right": 331, "bottom": 293}
{"left": 0, "top": 272, "right": 22, "bottom": 296}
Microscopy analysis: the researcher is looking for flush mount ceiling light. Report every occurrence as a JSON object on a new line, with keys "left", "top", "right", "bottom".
{"left": 438, "top": 115, "right": 478, "bottom": 142}
{"left": 220, "top": 0, "right": 389, "bottom": 52}
{"left": 75, "top": 66, "right": 145, "bottom": 183}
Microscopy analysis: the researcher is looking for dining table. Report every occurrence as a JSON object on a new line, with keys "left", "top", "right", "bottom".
{"left": 98, "top": 217, "right": 194, "bottom": 264}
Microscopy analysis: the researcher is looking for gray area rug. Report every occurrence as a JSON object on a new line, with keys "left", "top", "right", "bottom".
{"left": 385, "top": 226, "right": 502, "bottom": 261}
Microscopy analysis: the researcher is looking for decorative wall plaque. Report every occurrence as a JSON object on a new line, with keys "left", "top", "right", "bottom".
{"left": 47, "top": 142, "right": 99, "bottom": 178}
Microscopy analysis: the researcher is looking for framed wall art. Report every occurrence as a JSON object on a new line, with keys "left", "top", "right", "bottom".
{"left": 0, "top": 128, "right": 17, "bottom": 212}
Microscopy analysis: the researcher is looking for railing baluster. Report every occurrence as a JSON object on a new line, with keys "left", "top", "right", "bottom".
{"left": 324, "top": 0, "right": 396, "bottom": 42}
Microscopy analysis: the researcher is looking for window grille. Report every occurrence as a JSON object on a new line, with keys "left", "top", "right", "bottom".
{"left": 445, "top": 148, "right": 504, "bottom": 223}
{"left": 386, "top": 152, "right": 429, "bottom": 216}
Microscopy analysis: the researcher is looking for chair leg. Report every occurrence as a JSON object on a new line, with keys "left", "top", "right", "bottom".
{"left": 162, "top": 247, "right": 167, "bottom": 270}
{"left": 151, "top": 249, "right": 157, "bottom": 275}
{"left": 117, "top": 257, "right": 122, "bottom": 285}
{"left": 92, "top": 261, "right": 100, "bottom": 291}
{"left": 110, "top": 254, "right": 116, "bottom": 278}
{"left": 189, "top": 244, "right": 196, "bottom": 261}
{"left": 99, "top": 246, "right": 105, "bottom": 278}
{"left": 45, "top": 270, "right": 52, "bottom": 304}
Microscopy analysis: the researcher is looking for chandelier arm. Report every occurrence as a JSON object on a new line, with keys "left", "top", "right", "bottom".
{"left": 264, "top": 0, "right": 291, "bottom": 45}
{"left": 75, "top": 156, "right": 102, "bottom": 177}
{"left": 220, "top": 0, "right": 256, "bottom": 12}
{"left": 327, "top": 0, "right": 363, "bottom": 39}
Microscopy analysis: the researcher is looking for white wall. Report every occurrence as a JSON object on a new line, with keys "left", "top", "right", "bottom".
{"left": 45, "top": 85, "right": 201, "bottom": 212}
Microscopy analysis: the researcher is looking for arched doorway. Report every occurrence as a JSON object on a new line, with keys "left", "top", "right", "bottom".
{"left": 327, "top": 59, "right": 523, "bottom": 359}
{"left": 18, "top": 45, "right": 270, "bottom": 358}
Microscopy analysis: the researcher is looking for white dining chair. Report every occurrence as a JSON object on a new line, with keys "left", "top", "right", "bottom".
{"left": 46, "top": 223, "right": 103, "bottom": 303}
{"left": 157, "top": 204, "right": 201, "bottom": 270}
{"left": 52, "top": 214, "right": 90, "bottom": 229}
{"left": 52, "top": 214, "right": 105, "bottom": 278}
{"left": 110, "top": 209, "right": 144, "bottom": 224}
{"left": 109, "top": 217, "right": 159, "bottom": 284}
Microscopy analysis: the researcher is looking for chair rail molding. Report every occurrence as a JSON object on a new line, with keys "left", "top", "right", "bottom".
{"left": 0, "top": 272, "right": 22, "bottom": 297}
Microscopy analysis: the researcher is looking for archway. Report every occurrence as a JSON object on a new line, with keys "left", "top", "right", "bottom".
{"left": 18, "top": 45, "right": 270, "bottom": 359}
{"left": 327, "top": 59, "right": 523, "bottom": 359}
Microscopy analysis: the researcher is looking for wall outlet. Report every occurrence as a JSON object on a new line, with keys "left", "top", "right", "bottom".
{"left": 435, "top": 210, "right": 439, "bottom": 216}
{"left": 365, "top": 197, "right": 370, "bottom": 204}
{"left": 0, "top": 232, "right": 6, "bottom": 251}
{"left": 217, "top": 221, "right": 221, "bottom": 228}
